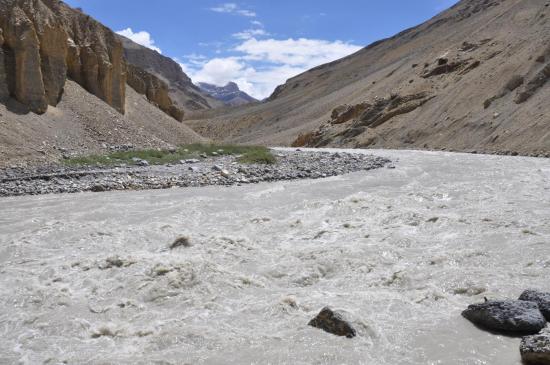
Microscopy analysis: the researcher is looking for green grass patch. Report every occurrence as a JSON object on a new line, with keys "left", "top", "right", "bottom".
{"left": 63, "top": 144, "right": 276, "bottom": 167}
{"left": 237, "top": 148, "right": 277, "bottom": 165}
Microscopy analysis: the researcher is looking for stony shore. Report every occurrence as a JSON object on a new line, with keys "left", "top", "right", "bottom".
{"left": 0, "top": 150, "right": 391, "bottom": 197}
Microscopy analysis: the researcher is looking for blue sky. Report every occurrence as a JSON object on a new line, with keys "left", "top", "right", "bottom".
{"left": 64, "top": 0, "right": 459, "bottom": 98}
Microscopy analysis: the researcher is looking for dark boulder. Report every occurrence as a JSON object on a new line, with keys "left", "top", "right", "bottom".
{"left": 462, "top": 300, "right": 546, "bottom": 334}
{"left": 169, "top": 236, "right": 191, "bottom": 249}
{"left": 519, "top": 290, "right": 550, "bottom": 321}
{"left": 308, "top": 307, "right": 357, "bottom": 338}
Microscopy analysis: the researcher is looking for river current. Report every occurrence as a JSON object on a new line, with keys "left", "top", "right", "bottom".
{"left": 1, "top": 149, "right": 549, "bottom": 364}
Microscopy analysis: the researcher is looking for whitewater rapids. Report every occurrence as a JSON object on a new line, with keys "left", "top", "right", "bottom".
{"left": 1, "top": 149, "right": 549, "bottom": 364}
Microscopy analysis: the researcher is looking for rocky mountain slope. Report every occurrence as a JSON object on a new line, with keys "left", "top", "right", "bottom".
{"left": 198, "top": 82, "right": 258, "bottom": 106}
{"left": 0, "top": 0, "right": 206, "bottom": 167}
{"left": 188, "top": 0, "right": 550, "bottom": 156}
{"left": 119, "top": 35, "right": 224, "bottom": 113}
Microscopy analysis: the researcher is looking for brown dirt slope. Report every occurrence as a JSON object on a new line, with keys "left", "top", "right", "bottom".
{"left": 187, "top": 0, "right": 550, "bottom": 156}
{"left": 0, "top": 80, "right": 205, "bottom": 168}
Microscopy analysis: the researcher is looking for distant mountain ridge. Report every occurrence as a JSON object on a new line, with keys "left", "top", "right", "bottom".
{"left": 118, "top": 35, "right": 224, "bottom": 112}
{"left": 187, "top": 0, "right": 550, "bottom": 157}
{"left": 198, "top": 82, "right": 258, "bottom": 106}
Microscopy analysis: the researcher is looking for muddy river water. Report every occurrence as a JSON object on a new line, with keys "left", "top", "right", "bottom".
{"left": 1, "top": 149, "right": 549, "bottom": 364}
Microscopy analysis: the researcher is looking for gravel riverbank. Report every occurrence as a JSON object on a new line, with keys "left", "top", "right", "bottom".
{"left": 0, "top": 150, "right": 391, "bottom": 197}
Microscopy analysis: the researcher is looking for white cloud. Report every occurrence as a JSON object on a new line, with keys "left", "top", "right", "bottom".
{"left": 191, "top": 58, "right": 249, "bottom": 85}
{"left": 232, "top": 28, "right": 269, "bottom": 40}
{"left": 183, "top": 53, "right": 208, "bottom": 66}
{"left": 237, "top": 9, "right": 256, "bottom": 17}
{"left": 210, "top": 3, "right": 256, "bottom": 17}
{"left": 210, "top": 3, "right": 237, "bottom": 13}
{"left": 116, "top": 28, "right": 162, "bottom": 54}
{"left": 182, "top": 37, "right": 362, "bottom": 100}
{"left": 236, "top": 38, "right": 361, "bottom": 68}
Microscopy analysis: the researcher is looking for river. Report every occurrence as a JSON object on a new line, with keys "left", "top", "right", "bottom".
{"left": 1, "top": 149, "right": 549, "bottom": 364}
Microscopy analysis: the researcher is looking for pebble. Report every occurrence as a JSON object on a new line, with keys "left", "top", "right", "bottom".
{"left": 184, "top": 159, "right": 200, "bottom": 164}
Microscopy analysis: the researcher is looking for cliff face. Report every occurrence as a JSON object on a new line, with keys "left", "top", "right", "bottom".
{"left": 0, "top": 0, "right": 126, "bottom": 114}
{"left": 0, "top": 28, "right": 11, "bottom": 100}
{"left": 126, "top": 63, "right": 184, "bottom": 122}
{"left": 0, "top": 0, "right": 207, "bottom": 167}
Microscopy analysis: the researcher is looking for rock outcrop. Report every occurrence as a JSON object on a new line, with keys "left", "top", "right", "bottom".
{"left": 462, "top": 300, "right": 546, "bottom": 334}
{"left": 126, "top": 64, "right": 184, "bottom": 121}
{"left": 293, "top": 92, "right": 434, "bottom": 147}
{"left": 0, "top": 28, "right": 10, "bottom": 100}
{"left": 0, "top": 0, "right": 126, "bottom": 114}
{"left": 330, "top": 103, "right": 370, "bottom": 125}
{"left": 515, "top": 62, "right": 550, "bottom": 104}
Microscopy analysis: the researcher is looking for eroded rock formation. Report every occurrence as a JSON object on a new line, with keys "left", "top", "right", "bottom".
{"left": 0, "top": 28, "right": 10, "bottom": 100}
{"left": 293, "top": 91, "right": 434, "bottom": 147}
{"left": 0, "top": 0, "right": 126, "bottom": 114}
{"left": 126, "top": 63, "right": 184, "bottom": 122}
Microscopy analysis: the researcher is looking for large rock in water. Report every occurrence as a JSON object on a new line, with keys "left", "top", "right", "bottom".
{"left": 462, "top": 300, "right": 546, "bottom": 334}
{"left": 308, "top": 307, "right": 357, "bottom": 338}
{"left": 520, "top": 290, "right": 550, "bottom": 321}
{"left": 520, "top": 330, "right": 550, "bottom": 365}
{"left": 0, "top": 0, "right": 126, "bottom": 114}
